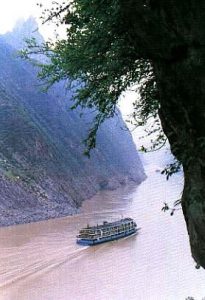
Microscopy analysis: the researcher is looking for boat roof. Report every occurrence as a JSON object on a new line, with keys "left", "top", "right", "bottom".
{"left": 81, "top": 218, "right": 135, "bottom": 231}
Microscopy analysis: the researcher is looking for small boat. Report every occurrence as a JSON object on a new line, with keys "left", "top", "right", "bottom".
{"left": 76, "top": 217, "right": 139, "bottom": 246}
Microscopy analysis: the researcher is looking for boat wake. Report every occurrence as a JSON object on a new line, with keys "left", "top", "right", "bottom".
{"left": 0, "top": 240, "right": 89, "bottom": 289}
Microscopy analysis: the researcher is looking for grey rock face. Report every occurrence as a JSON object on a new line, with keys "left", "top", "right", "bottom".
{"left": 0, "top": 19, "right": 146, "bottom": 226}
{"left": 3, "top": 16, "right": 44, "bottom": 49}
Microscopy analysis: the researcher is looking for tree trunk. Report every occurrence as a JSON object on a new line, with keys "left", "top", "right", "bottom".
{"left": 154, "top": 47, "right": 205, "bottom": 268}
{"left": 182, "top": 162, "right": 205, "bottom": 268}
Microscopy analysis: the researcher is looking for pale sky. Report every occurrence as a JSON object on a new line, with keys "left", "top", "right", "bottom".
{"left": 0, "top": 0, "right": 64, "bottom": 39}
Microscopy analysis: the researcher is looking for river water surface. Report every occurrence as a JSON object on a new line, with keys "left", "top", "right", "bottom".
{"left": 0, "top": 150, "right": 205, "bottom": 300}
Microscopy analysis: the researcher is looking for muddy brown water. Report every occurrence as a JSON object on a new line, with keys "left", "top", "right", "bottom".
{"left": 0, "top": 154, "right": 205, "bottom": 300}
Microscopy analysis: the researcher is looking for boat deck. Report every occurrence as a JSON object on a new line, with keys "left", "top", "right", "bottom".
{"left": 77, "top": 218, "right": 139, "bottom": 246}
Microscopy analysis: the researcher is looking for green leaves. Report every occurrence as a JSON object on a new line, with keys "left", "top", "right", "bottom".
{"left": 21, "top": 0, "right": 184, "bottom": 173}
{"left": 161, "top": 198, "right": 182, "bottom": 216}
{"left": 161, "top": 160, "right": 182, "bottom": 180}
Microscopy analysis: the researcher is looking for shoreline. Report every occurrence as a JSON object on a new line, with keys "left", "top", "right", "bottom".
{"left": 0, "top": 175, "right": 146, "bottom": 228}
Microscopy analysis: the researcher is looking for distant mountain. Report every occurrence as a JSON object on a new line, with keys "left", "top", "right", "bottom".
{"left": 0, "top": 19, "right": 146, "bottom": 226}
{"left": 3, "top": 16, "right": 44, "bottom": 49}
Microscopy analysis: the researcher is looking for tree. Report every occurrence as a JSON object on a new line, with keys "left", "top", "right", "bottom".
{"left": 23, "top": 0, "right": 205, "bottom": 268}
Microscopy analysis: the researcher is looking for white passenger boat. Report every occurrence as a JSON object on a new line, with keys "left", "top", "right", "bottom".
{"left": 76, "top": 218, "right": 139, "bottom": 246}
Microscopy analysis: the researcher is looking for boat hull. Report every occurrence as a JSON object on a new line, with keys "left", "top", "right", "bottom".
{"left": 76, "top": 228, "right": 139, "bottom": 246}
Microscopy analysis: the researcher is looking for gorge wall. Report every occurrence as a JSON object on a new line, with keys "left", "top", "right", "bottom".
{"left": 0, "top": 19, "right": 146, "bottom": 226}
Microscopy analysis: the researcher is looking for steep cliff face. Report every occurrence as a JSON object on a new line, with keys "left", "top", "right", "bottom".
{"left": 0, "top": 20, "right": 146, "bottom": 226}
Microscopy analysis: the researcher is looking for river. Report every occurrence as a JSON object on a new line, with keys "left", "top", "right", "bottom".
{"left": 0, "top": 149, "right": 205, "bottom": 300}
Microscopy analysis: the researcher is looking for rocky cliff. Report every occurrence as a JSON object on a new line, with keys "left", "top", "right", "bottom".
{"left": 0, "top": 19, "right": 146, "bottom": 226}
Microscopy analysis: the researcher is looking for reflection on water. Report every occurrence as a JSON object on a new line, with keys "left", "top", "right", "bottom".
{"left": 0, "top": 151, "right": 205, "bottom": 300}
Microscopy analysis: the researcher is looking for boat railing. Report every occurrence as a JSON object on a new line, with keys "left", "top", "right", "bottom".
{"left": 77, "top": 219, "right": 137, "bottom": 239}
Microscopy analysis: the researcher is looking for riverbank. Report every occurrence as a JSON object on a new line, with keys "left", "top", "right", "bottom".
{"left": 0, "top": 174, "right": 146, "bottom": 227}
